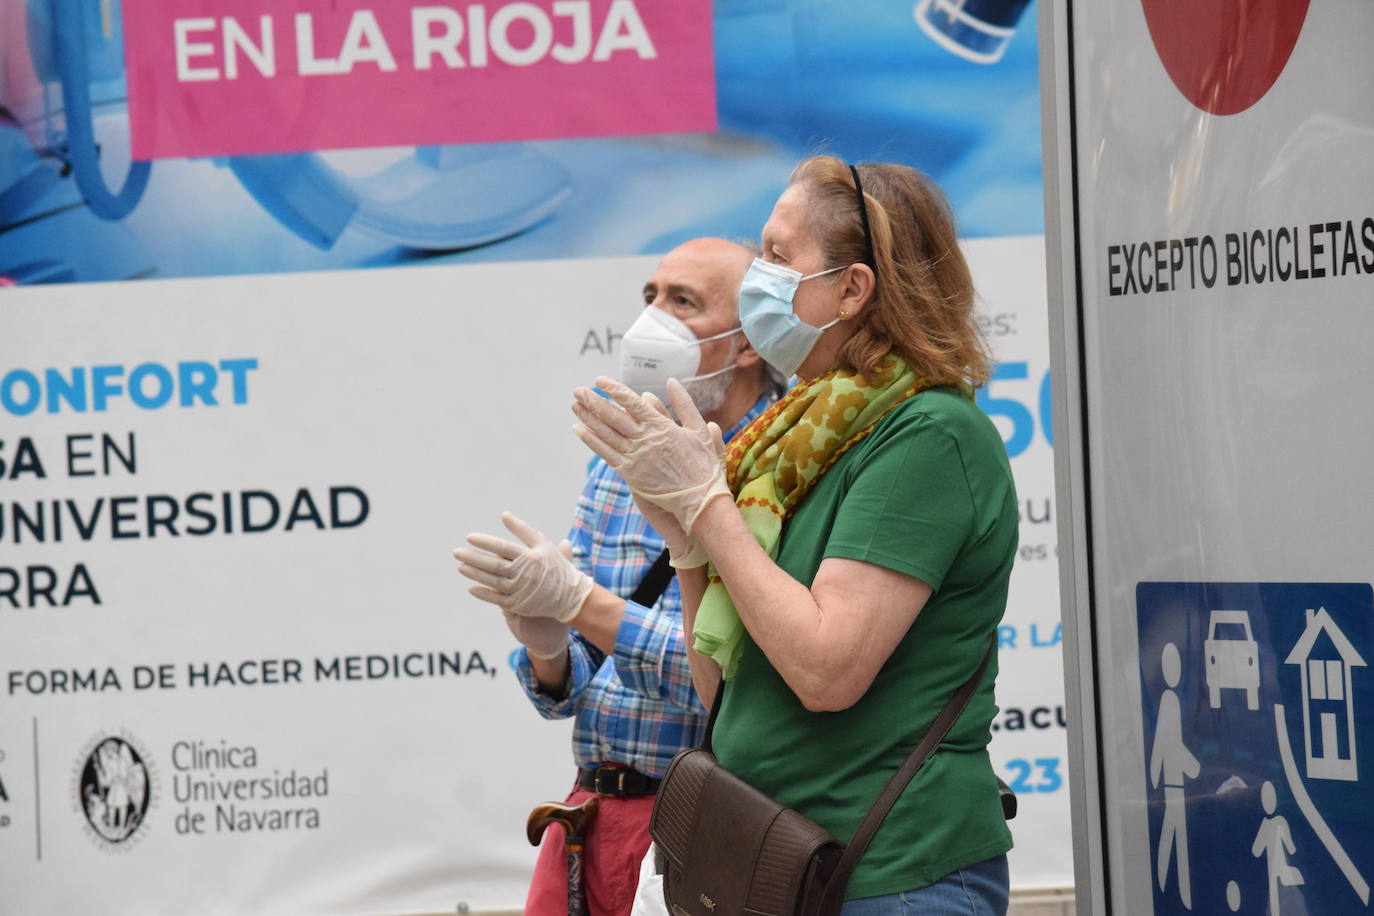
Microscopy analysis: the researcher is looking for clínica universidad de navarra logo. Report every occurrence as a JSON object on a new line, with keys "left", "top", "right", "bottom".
{"left": 74, "top": 733, "right": 155, "bottom": 851}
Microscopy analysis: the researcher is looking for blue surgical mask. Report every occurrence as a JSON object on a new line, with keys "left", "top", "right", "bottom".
{"left": 737, "top": 259, "right": 846, "bottom": 378}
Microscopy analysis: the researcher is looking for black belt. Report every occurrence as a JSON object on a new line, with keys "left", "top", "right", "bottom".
{"left": 578, "top": 766, "right": 661, "bottom": 797}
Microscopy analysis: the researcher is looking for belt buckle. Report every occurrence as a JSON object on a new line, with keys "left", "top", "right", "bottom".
{"left": 594, "top": 768, "right": 627, "bottom": 795}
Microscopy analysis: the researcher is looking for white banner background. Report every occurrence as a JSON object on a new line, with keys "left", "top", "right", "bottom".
{"left": 1, "top": 237, "right": 1066, "bottom": 913}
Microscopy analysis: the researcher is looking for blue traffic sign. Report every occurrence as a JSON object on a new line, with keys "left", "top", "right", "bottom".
{"left": 1137, "top": 582, "right": 1374, "bottom": 915}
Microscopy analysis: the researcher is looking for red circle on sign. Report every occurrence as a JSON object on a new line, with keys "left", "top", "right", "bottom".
{"left": 1139, "top": 0, "right": 1310, "bottom": 115}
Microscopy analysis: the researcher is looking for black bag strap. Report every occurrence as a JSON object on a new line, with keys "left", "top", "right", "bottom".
{"left": 629, "top": 548, "right": 675, "bottom": 608}
{"left": 701, "top": 670, "right": 727, "bottom": 754}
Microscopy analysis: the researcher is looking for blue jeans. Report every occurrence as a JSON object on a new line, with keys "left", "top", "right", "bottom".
{"left": 840, "top": 855, "right": 1009, "bottom": 916}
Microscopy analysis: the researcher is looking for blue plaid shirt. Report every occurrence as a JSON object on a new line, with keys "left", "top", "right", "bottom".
{"left": 514, "top": 392, "right": 775, "bottom": 778}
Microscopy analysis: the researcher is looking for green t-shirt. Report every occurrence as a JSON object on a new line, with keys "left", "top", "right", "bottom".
{"left": 711, "top": 386, "right": 1018, "bottom": 900}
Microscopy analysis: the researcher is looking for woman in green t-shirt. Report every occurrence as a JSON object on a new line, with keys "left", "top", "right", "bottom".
{"left": 573, "top": 157, "right": 1018, "bottom": 914}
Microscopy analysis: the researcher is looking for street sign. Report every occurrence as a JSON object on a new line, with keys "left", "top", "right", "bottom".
{"left": 1138, "top": 583, "right": 1374, "bottom": 915}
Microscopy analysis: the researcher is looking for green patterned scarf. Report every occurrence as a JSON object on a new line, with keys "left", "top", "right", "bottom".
{"left": 695, "top": 354, "right": 930, "bottom": 679}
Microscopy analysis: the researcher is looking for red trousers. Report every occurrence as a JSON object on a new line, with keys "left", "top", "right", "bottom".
{"left": 524, "top": 783, "right": 655, "bottom": 916}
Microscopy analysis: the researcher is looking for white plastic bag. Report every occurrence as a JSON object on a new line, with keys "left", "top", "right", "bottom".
{"left": 630, "top": 842, "right": 670, "bottom": 916}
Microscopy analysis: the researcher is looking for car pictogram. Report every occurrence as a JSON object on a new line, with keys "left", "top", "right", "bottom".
{"left": 1206, "top": 610, "right": 1260, "bottom": 709}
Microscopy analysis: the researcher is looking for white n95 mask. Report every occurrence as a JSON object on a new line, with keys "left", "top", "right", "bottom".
{"left": 738, "top": 259, "right": 846, "bottom": 379}
{"left": 618, "top": 307, "right": 741, "bottom": 405}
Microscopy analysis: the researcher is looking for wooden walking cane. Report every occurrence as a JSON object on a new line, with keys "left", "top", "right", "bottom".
{"left": 527, "top": 797, "right": 599, "bottom": 916}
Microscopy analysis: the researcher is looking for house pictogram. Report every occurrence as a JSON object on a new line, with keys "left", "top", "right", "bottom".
{"left": 1284, "top": 607, "right": 1366, "bottom": 782}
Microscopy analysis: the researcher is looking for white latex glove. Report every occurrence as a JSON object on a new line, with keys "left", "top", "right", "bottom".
{"left": 629, "top": 393, "right": 709, "bottom": 569}
{"left": 571, "top": 377, "right": 731, "bottom": 534}
{"left": 631, "top": 489, "right": 708, "bottom": 569}
{"left": 502, "top": 610, "right": 569, "bottom": 660}
{"left": 453, "top": 512, "right": 594, "bottom": 622}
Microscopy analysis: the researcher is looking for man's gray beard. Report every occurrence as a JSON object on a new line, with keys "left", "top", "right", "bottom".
{"left": 684, "top": 333, "right": 740, "bottom": 416}
{"left": 684, "top": 365, "right": 735, "bottom": 416}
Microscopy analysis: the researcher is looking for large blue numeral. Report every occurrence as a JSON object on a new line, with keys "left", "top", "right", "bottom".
{"left": 1005, "top": 758, "right": 1034, "bottom": 794}
{"left": 1038, "top": 369, "right": 1053, "bottom": 447}
{"left": 1034, "top": 757, "right": 1063, "bottom": 793}
{"left": 1004, "top": 758, "right": 1064, "bottom": 794}
{"left": 977, "top": 362, "right": 1033, "bottom": 458}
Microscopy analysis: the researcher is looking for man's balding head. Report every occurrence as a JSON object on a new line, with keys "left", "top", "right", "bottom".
{"left": 638, "top": 238, "right": 767, "bottom": 425}
{"left": 643, "top": 238, "right": 753, "bottom": 326}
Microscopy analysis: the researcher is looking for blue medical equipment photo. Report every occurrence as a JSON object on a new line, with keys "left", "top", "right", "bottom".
{"left": 0, "top": 0, "right": 1041, "bottom": 285}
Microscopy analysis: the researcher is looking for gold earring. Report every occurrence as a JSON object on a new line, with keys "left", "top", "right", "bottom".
{"left": 839, "top": 309, "right": 849, "bottom": 320}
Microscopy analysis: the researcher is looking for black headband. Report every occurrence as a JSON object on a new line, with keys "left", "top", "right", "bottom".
{"left": 849, "top": 164, "right": 879, "bottom": 295}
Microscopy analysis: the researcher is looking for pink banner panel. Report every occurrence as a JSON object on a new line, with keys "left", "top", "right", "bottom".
{"left": 121, "top": 0, "right": 716, "bottom": 159}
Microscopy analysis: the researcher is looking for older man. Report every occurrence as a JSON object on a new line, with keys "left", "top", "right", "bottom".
{"left": 455, "top": 238, "right": 780, "bottom": 916}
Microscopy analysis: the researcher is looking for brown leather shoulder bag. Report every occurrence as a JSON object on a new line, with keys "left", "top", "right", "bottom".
{"left": 649, "top": 644, "right": 994, "bottom": 916}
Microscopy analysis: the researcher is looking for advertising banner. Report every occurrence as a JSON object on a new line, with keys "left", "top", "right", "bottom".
{"left": 969, "top": 237, "right": 1069, "bottom": 889}
{"left": 1043, "top": 0, "right": 1374, "bottom": 912}
{"left": 120, "top": 0, "right": 717, "bottom": 158}
{"left": 1, "top": 0, "right": 1045, "bottom": 285}
{"left": 2, "top": 0, "right": 1065, "bottom": 910}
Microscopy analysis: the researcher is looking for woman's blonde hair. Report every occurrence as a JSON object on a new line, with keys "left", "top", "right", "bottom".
{"left": 789, "top": 156, "right": 990, "bottom": 388}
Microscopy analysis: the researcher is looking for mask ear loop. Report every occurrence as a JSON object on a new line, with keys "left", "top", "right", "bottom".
{"left": 695, "top": 325, "right": 746, "bottom": 346}
{"left": 685, "top": 328, "right": 743, "bottom": 383}
{"left": 849, "top": 164, "right": 880, "bottom": 300}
